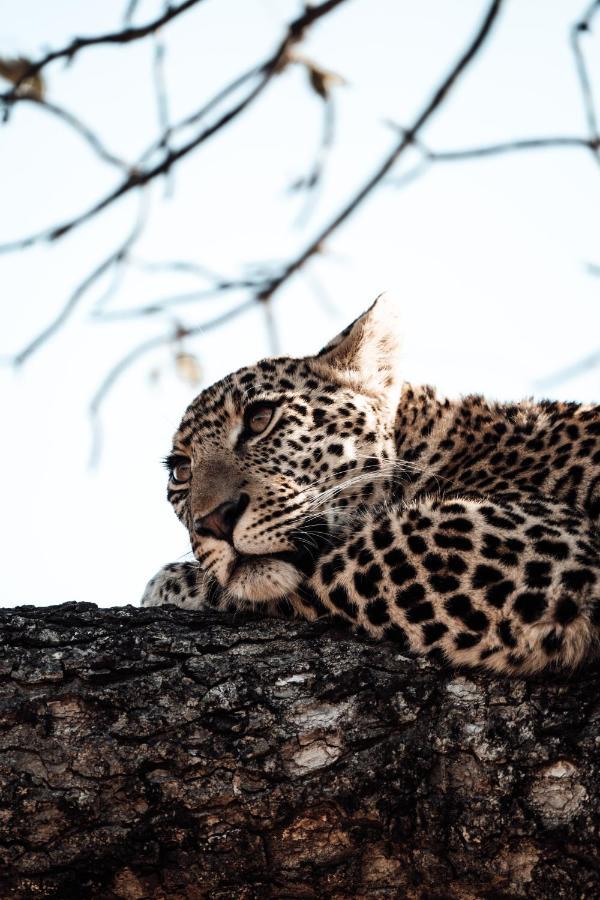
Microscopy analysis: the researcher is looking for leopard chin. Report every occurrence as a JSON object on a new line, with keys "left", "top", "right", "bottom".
{"left": 225, "top": 555, "right": 302, "bottom": 603}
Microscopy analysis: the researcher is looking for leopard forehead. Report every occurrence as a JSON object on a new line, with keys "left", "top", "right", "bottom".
{"left": 171, "top": 355, "right": 377, "bottom": 451}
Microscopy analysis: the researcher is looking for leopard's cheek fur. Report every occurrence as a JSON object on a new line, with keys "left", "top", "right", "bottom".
{"left": 227, "top": 415, "right": 395, "bottom": 559}
{"left": 178, "top": 393, "right": 394, "bottom": 557}
{"left": 191, "top": 532, "right": 301, "bottom": 602}
{"left": 191, "top": 533, "right": 235, "bottom": 586}
{"left": 227, "top": 470, "right": 303, "bottom": 557}
{"left": 167, "top": 486, "right": 191, "bottom": 532}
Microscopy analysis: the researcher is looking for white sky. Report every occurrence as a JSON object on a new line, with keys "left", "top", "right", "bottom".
{"left": 1, "top": 0, "right": 599, "bottom": 608}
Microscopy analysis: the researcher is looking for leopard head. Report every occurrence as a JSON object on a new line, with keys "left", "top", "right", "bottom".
{"left": 165, "top": 293, "right": 402, "bottom": 603}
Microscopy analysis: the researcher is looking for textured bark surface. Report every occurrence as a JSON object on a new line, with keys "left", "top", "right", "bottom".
{"left": 0, "top": 603, "right": 599, "bottom": 899}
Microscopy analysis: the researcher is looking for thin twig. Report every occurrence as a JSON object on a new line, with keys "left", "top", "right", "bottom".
{"left": 11, "top": 193, "right": 148, "bottom": 366}
{"left": 529, "top": 0, "right": 600, "bottom": 392}
{"left": 536, "top": 349, "right": 600, "bottom": 389}
{"left": 0, "top": 0, "right": 352, "bottom": 255}
{"left": 153, "top": 37, "right": 170, "bottom": 141}
{"left": 1, "top": 0, "right": 207, "bottom": 106}
{"left": 293, "top": 97, "right": 336, "bottom": 226}
{"left": 92, "top": 280, "right": 263, "bottom": 320}
{"left": 88, "top": 332, "right": 172, "bottom": 467}
{"left": 123, "top": 0, "right": 141, "bottom": 25}
{"left": 90, "top": 262, "right": 128, "bottom": 315}
{"left": 17, "top": 96, "right": 130, "bottom": 171}
{"left": 571, "top": 1, "right": 600, "bottom": 145}
{"left": 301, "top": 268, "right": 339, "bottom": 318}
{"left": 6, "top": 0, "right": 600, "bottom": 442}
{"left": 386, "top": 118, "right": 600, "bottom": 163}
{"left": 258, "top": 0, "right": 505, "bottom": 304}
{"left": 0, "top": 73, "right": 271, "bottom": 253}
{"left": 387, "top": 158, "right": 432, "bottom": 189}
{"left": 263, "top": 300, "right": 280, "bottom": 354}
{"left": 88, "top": 298, "right": 256, "bottom": 464}
{"left": 428, "top": 135, "right": 599, "bottom": 161}
{"left": 126, "top": 256, "right": 227, "bottom": 282}
{"left": 152, "top": 32, "right": 174, "bottom": 195}
{"left": 136, "top": 63, "right": 265, "bottom": 167}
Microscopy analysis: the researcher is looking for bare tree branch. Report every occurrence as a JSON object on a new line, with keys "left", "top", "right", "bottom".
{"left": 152, "top": 35, "right": 170, "bottom": 141}
{"left": 0, "top": 0, "right": 208, "bottom": 106}
{"left": 536, "top": 348, "right": 600, "bottom": 390}
{"left": 125, "top": 256, "right": 228, "bottom": 283}
{"left": 91, "top": 279, "right": 264, "bottom": 320}
{"left": 0, "top": 0, "right": 352, "bottom": 255}
{"left": 263, "top": 299, "right": 280, "bottom": 354}
{"left": 87, "top": 0, "right": 506, "bottom": 404}
{"left": 289, "top": 54, "right": 346, "bottom": 225}
{"left": 123, "top": 0, "right": 142, "bottom": 26}
{"left": 152, "top": 31, "right": 174, "bottom": 195}
{"left": 571, "top": 1, "right": 600, "bottom": 149}
{"left": 11, "top": 194, "right": 148, "bottom": 366}
{"left": 136, "top": 62, "right": 264, "bottom": 168}
{"left": 88, "top": 298, "right": 256, "bottom": 465}
{"left": 428, "top": 134, "right": 600, "bottom": 162}
{"left": 301, "top": 268, "right": 340, "bottom": 318}
{"left": 2, "top": 0, "right": 599, "bottom": 437}
{"left": 90, "top": 261, "right": 128, "bottom": 316}
{"left": 257, "top": 0, "right": 506, "bottom": 304}
{"left": 0, "top": 75, "right": 271, "bottom": 253}
{"left": 292, "top": 94, "right": 337, "bottom": 226}
{"left": 16, "top": 96, "right": 130, "bottom": 171}
{"left": 387, "top": 158, "right": 432, "bottom": 189}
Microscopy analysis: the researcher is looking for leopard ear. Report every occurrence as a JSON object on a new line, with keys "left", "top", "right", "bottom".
{"left": 310, "top": 293, "right": 402, "bottom": 400}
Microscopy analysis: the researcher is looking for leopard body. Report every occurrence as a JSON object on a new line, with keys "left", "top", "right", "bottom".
{"left": 142, "top": 295, "right": 599, "bottom": 675}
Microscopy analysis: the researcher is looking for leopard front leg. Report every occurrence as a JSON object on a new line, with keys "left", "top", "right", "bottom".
{"left": 306, "top": 495, "right": 599, "bottom": 675}
{"left": 141, "top": 562, "right": 217, "bottom": 610}
{"left": 140, "top": 561, "right": 306, "bottom": 621}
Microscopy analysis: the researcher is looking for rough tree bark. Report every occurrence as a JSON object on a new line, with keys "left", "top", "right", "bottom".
{"left": 0, "top": 603, "right": 598, "bottom": 899}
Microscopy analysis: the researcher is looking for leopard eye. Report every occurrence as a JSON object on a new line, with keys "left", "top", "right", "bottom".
{"left": 244, "top": 403, "right": 275, "bottom": 435}
{"left": 172, "top": 460, "right": 192, "bottom": 484}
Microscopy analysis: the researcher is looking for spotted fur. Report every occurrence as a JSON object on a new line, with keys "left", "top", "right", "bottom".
{"left": 142, "top": 294, "right": 600, "bottom": 674}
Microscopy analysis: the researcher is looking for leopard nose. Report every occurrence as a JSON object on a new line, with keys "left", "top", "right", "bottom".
{"left": 193, "top": 493, "right": 249, "bottom": 543}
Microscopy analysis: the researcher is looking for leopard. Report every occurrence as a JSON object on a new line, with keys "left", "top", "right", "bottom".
{"left": 141, "top": 293, "right": 600, "bottom": 675}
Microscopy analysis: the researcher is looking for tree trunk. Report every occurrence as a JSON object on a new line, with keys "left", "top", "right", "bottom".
{"left": 0, "top": 603, "right": 598, "bottom": 899}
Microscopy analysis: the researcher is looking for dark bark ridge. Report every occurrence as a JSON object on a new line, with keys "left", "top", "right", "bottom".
{"left": 0, "top": 602, "right": 598, "bottom": 899}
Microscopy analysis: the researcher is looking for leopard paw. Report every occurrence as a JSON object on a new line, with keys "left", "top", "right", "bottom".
{"left": 140, "top": 561, "right": 208, "bottom": 610}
